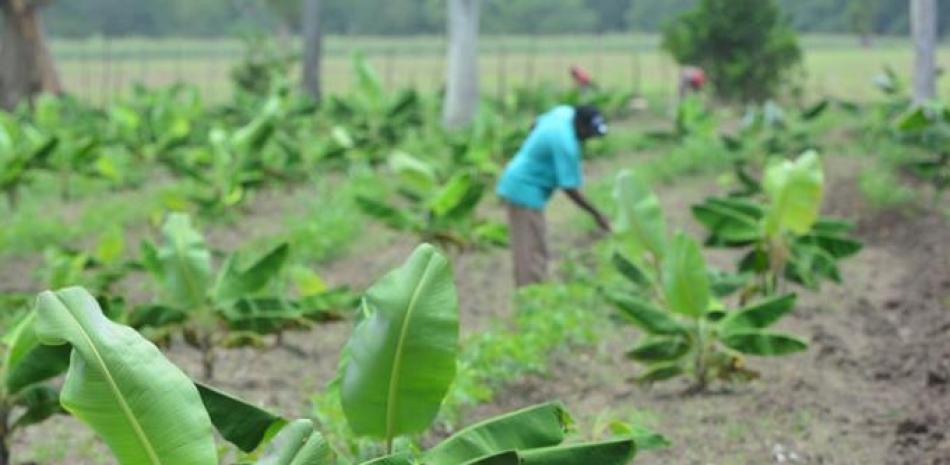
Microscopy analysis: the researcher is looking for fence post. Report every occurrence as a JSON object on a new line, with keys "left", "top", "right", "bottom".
{"left": 497, "top": 42, "right": 507, "bottom": 99}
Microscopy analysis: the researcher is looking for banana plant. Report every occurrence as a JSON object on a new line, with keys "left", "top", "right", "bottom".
{"left": 28, "top": 94, "right": 103, "bottom": 200}
{"left": 39, "top": 226, "right": 131, "bottom": 294}
{"left": 32, "top": 286, "right": 293, "bottom": 465}
{"left": 691, "top": 151, "right": 861, "bottom": 298}
{"left": 137, "top": 213, "right": 335, "bottom": 379}
{"left": 355, "top": 152, "right": 507, "bottom": 251}
{"left": 0, "top": 310, "right": 71, "bottom": 465}
{"left": 31, "top": 248, "right": 639, "bottom": 465}
{"left": 319, "top": 54, "right": 425, "bottom": 166}
{"left": 0, "top": 111, "right": 57, "bottom": 210}
{"left": 608, "top": 171, "right": 808, "bottom": 391}
{"left": 333, "top": 244, "right": 640, "bottom": 464}
{"left": 894, "top": 103, "right": 950, "bottom": 204}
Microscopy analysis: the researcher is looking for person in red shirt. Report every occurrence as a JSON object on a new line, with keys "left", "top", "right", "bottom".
{"left": 679, "top": 65, "right": 707, "bottom": 98}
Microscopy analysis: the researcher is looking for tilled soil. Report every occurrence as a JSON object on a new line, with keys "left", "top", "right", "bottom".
{"left": 6, "top": 154, "right": 949, "bottom": 465}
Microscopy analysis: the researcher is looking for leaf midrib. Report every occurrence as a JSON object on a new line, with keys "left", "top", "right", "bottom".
{"left": 53, "top": 293, "right": 163, "bottom": 465}
{"left": 385, "top": 254, "right": 439, "bottom": 442}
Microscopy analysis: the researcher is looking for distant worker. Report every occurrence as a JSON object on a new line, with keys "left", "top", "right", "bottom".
{"left": 496, "top": 105, "right": 611, "bottom": 287}
{"left": 678, "top": 65, "right": 707, "bottom": 98}
{"left": 570, "top": 65, "right": 595, "bottom": 92}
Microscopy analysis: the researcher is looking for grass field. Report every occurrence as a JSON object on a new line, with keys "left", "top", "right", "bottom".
{"left": 50, "top": 34, "right": 950, "bottom": 104}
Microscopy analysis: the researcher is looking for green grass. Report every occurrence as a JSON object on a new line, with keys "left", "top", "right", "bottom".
{"left": 49, "top": 34, "right": 950, "bottom": 104}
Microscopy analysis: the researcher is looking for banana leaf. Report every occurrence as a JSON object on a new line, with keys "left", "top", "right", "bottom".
{"left": 34, "top": 287, "right": 219, "bottom": 465}
{"left": 340, "top": 244, "right": 459, "bottom": 440}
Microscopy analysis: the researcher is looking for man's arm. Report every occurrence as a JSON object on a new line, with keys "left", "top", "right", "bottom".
{"left": 564, "top": 189, "right": 611, "bottom": 232}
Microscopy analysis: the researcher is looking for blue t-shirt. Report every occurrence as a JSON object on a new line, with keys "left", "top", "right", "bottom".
{"left": 496, "top": 106, "right": 582, "bottom": 210}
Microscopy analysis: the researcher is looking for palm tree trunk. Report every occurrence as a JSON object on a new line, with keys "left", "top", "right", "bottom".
{"left": 911, "top": 0, "right": 938, "bottom": 104}
{"left": 442, "top": 0, "right": 480, "bottom": 128}
{"left": 0, "top": 0, "right": 62, "bottom": 110}
{"left": 301, "top": 0, "right": 322, "bottom": 101}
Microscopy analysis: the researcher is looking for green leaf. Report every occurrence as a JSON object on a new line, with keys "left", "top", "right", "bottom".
{"left": 4, "top": 311, "right": 71, "bottom": 394}
{"left": 662, "top": 233, "right": 710, "bottom": 319}
{"left": 626, "top": 336, "right": 690, "bottom": 362}
{"left": 606, "top": 293, "right": 687, "bottom": 335}
{"left": 691, "top": 198, "right": 762, "bottom": 245}
{"left": 459, "top": 451, "right": 521, "bottom": 465}
{"left": 213, "top": 243, "right": 290, "bottom": 305}
{"left": 426, "top": 402, "right": 568, "bottom": 465}
{"left": 340, "top": 244, "right": 459, "bottom": 439}
{"left": 12, "top": 384, "right": 63, "bottom": 429}
{"left": 429, "top": 172, "right": 483, "bottom": 220}
{"left": 356, "top": 196, "right": 419, "bottom": 231}
{"left": 707, "top": 270, "right": 749, "bottom": 298}
{"left": 220, "top": 298, "right": 301, "bottom": 334}
{"left": 610, "top": 253, "right": 650, "bottom": 288}
{"left": 256, "top": 419, "right": 334, "bottom": 465}
{"left": 719, "top": 294, "right": 797, "bottom": 332}
{"left": 127, "top": 304, "right": 188, "bottom": 330}
{"left": 520, "top": 437, "right": 637, "bottom": 465}
{"left": 390, "top": 151, "right": 437, "bottom": 196}
{"left": 763, "top": 151, "right": 824, "bottom": 236}
{"left": 613, "top": 170, "right": 667, "bottom": 258}
{"left": 636, "top": 362, "right": 684, "bottom": 383}
{"left": 154, "top": 213, "right": 212, "bottom": 310}
{"left": 196, "top": 383, "right": 284, "bottom": 453}
{"left": 34, "top": 287, "right": 218, "bottom": 465}
{"left": 720, "top": 330, "right": 808, "bottom": 356}
{"left": 358, "top": 453, "right": 413, "bottom": 465}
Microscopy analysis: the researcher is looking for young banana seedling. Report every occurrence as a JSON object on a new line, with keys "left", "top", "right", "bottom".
{"left": 608, "top": 170, "right": 808, "bottom": 391}
{"left": 356, "top": 152, "right": 507, "bottom": 251}
{"left": 137, "top": 213, "right": 348, "bottom": 379}
{"left": 691, "top": 151, "right": 861, "bottom": 300}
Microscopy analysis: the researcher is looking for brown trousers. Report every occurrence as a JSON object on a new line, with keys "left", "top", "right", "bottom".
{"left": 506, "top": 202, "right": 549, "bottom": 287}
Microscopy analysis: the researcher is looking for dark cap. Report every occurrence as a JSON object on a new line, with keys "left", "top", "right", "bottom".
{"left": 574, "top": 105, "right": 608, "bottom": 137}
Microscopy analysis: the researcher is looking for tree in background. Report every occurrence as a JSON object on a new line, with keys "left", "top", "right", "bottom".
{"left": 442, "top": 0, "right": 479, "bottom": 128}
{"left": 911, "top": 0, "right": 937, "bottom": 104}
{"left": 301, "top": 0, "right": 322, "bottom": 101}
{"left": 662, "top": 0, "right": 802, "bottom": 103}
{"left": 848, "top": 0, "right": 879, "bottom": 47}
{"left": 0, "top": 0, "right": 62, "bottom": 110}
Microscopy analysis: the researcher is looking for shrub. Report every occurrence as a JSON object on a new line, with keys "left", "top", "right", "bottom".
{"left": 661, "top": 0, "right": 802, "bottom": 103}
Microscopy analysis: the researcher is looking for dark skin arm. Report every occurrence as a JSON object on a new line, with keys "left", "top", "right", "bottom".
{"left": 564, "top": 188, "right": 611, "bottom": 232}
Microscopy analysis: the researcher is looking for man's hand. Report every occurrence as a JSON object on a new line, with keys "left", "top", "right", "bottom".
{"left": 564, "top": 189, "right": 611, "bottom": 233}
{"left": 594, "top": 212, "right": 612, "bottom": 233}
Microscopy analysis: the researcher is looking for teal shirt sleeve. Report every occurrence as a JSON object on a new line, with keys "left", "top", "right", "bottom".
{"left": 553, "top": 129, "right": 582, "bottom": 189}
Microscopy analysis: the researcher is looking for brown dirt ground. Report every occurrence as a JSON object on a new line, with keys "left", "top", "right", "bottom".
{"left": 5, "top": 152, "right": 949, "bottom": 465}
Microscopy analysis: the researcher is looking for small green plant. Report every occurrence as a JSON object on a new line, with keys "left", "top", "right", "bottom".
{"left": 0, "top": 111, "right": 57, "bottom": 209}
{"left": 356, "top": 152, "right": 507, "bottom": 251}
{"left": 138, "top": 213, "right": 340, "bottom": 379}
{"left": 691, "top": 151, "right": 862, "bottom": 298}
{"left": 607, "top": 170, "right": 808, "bottom": 391}
{"left": 893, "top": 103, "right": 950, "bottom": 204}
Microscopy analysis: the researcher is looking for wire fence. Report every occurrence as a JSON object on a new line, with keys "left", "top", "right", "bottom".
{"left": 49, "top": 35, "right": 679, "bottom": 105}
{"left": 49, "top": 34, "right": 950, "bottom": 105}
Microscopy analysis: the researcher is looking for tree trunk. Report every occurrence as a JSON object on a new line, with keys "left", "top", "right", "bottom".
{"left": 442, "top": 0, "right": 480, "bottom": 128}
{"left": 301, "top": 0, "right": 322, "bottom": 101}
{"left": 911, "top": 0, "right": 938, "bottom": 104}
{"left": 0, "top": 0, "right": 62, "bottom": 110}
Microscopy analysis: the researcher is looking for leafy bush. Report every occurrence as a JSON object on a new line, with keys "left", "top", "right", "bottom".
{"left": 662, "top": 0, "right": 802, "bottom": 102}
{"left": 607, "top": 171, "right": 807, "bottom": 390}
